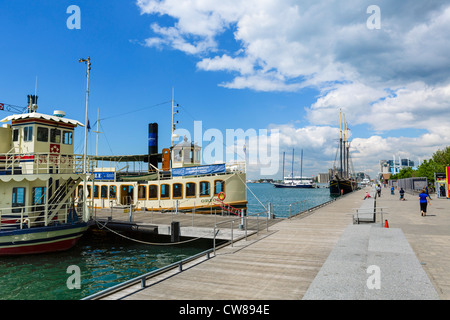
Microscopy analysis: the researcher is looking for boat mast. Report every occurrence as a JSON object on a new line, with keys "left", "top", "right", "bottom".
{"left": 79, "top": 57, "right": 91, "bottom": 222}
{"left": 339, "top": 110, "right": 343, "bottom": 178}
{"left": 282, "top": 151, "right": 285, "bottom": 181}
{"left": 291, "top": 149, "right": 294, "bottom": 182}
{"left": 300, "top": 149, "right": 303, "bottom": 183}
{"left": 343, "top": 113, "right": 347, "bottom": 178}
{"left": 171, "top": 88, "right": 179, "bottom": 147}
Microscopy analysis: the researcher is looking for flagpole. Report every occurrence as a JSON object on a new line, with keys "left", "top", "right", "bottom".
{"left": 79, "top": 57, "right": 91, "bottom": 222}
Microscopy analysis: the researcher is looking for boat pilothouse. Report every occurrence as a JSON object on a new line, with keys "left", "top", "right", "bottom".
{"left": 0, "top": 95, "right": 90, "bottom": 255}
{"left": 82, "top": 125, "right": 248, "bottom": 214}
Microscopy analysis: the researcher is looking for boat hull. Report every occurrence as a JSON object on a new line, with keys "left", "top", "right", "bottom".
{"left": 329, "top": 178, "right": 357, "bottom": 196}
{"left": 273, "top": 183, "right": 314, "bottom": 188}
{"left": 0, "top": 223, "right": 88, "bottom": 256}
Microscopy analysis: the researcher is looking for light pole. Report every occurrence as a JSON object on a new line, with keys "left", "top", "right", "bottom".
{"left": 79, "top": 57, "right": 91, "bottom": 222}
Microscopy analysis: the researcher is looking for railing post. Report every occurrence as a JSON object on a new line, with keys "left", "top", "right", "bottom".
{"left": 213, "top": 224, "right": 216, "bottom": 255}
{"left": 231, "top": 221, "right": 234, "bottom": 247}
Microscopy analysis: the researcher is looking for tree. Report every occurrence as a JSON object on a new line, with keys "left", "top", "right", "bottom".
{"left": 432, "top": 146, "right": 450, "bottom": 167}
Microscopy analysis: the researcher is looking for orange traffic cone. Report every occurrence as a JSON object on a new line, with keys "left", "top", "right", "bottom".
{"left": 384, "top": 220, "right": 389, "bottom": 228}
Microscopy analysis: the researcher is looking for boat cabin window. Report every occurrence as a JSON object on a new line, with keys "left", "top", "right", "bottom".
{"left": 138, "top": 185, "right": 147, "bottom": 200}
{"left": 12, "top": 187, "right": 26, "bottom": 213}
{"left": 23, "top": 126, "right": 33, "bottom": 142}
{"left": 109, "top": 186, "right": 117, "bottom": 199}
{"left": 63, "top": 131, "right": 73, "bottom": 145}
{"left": 37, "top": 127, "right": 49, "bottom": 142}
{"left": 101, "top": 185, "right": 108, "bottom": 199}
{"left": 93, "top": 185, "right": 99, "bottom": 198}
{"left": 184, "top": 150, "right": 192, "bottom": 163}
{"left": 214, "top": 180, "right": 225, "bottom": 195}
{"left": 200, "top": 181, "right": 210, "bottom": 196}
{"left": 173, "top": 183, "right": 182, "bottom": 199}
{"left": 186, "top": 182, "right": 196, "bottom": 197}
{"left": 173, "top": 149, "right": 182, "bottom": 163}
{"left": 161, "top": 184, "right": 170, "bottom": 199}
{"left": 149, "top": 185, "right": 158, "bottom": 200}
{"left": 12, "top": 129, "right": 19, "bottom": 142}
{"left": 50, "top": 128, "right": 61, "bottom": 144}
{"left": 32, "top": 187, "right": 46, "bottom": 205}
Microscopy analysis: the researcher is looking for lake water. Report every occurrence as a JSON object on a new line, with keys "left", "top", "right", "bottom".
{"left": 0, "top": 183, "right": 332, "bottom": 300}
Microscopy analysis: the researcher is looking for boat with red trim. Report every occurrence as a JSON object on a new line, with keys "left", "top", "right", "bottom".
{"left": 0, "top": 95, "right": 90, "bottom": 255}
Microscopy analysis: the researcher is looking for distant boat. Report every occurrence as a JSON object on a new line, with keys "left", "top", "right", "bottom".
{"left": 329, "top": 111, "right": 357, "bottom": 196}
{"left": 273, "top": 149, "right": 316, "bottom": 188}
{"left": 273, "top": 176, "right": 316, "bottom": 188}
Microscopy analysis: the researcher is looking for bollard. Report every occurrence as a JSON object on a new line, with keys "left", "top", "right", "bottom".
{"left": 171, "top": 221, "right": 180, "bottom": 243}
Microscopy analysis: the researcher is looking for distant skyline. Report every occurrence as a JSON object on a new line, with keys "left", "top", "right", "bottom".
{"left": 1, "top": 1, "right": 450, "bottom": 180}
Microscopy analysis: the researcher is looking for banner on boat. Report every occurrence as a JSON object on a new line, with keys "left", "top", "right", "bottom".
{"left": 94, "top": 172, "right": 115, "bottom": 180}
{"left": 172, "top": 164, "right": 226, "bottom": 177}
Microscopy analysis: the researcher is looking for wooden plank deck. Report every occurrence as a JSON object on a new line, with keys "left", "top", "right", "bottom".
{"left": 98, "top": 190, "right": 364, "bottom": 300}
{"left": 93, "top": 186, "right": 450, "bottom": 300}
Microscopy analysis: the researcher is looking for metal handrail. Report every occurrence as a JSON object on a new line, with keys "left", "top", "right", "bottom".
{"left": 81, "top": 248, "right": 215, "bottom": 300}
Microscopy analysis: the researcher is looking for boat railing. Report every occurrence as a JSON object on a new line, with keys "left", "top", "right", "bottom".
{"left": 288, "top": 200, "right": 309, "bottom": 218}
{"left": 0, "top": 202, "right": 82, "bottom": 230}
{"left": 0, "top": 152, "right": 91, "bottom": 176}
{"left": 225, "top": 161, "right": 246, "bottom": 174}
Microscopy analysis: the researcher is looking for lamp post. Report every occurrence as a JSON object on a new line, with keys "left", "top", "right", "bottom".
{"left": 79, "top": 57, "right": 91, "bottom": 222}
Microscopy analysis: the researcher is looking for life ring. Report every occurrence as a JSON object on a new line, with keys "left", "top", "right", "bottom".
{"left": 218, "top": 192, "right": 226, "bottom": 201}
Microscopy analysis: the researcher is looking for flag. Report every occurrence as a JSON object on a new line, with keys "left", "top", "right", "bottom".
{"left": 0, "top": 103, "right": 4, "bottom": 110}
{"left": 87, "top": 120, "right": 91, "bottom": 132}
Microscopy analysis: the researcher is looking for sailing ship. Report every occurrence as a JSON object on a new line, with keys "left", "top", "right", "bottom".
{"left": 329, "top": 111, "right": 357, "bottom": 196}
{"left": 0, "top": 95, "right": 90, "bottom": 255}
{"left": 273, "top": 149, "right": 316, "bottom": 188}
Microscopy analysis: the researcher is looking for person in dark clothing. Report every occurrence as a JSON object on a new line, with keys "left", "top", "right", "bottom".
{"left": 399, "top": 188, "right": 405, "bottom": 201}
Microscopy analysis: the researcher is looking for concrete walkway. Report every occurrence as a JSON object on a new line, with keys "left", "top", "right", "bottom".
{"left": 375, "top": 188, "right": 450, "bottom": 299}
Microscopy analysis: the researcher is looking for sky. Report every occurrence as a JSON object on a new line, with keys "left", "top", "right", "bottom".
{"left": 1, "top": 0, "right": 450, "bottom": 180}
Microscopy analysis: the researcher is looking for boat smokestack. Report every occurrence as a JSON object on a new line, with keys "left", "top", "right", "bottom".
{"left": 148, "top": 123, "right": 158, "bottom": 172}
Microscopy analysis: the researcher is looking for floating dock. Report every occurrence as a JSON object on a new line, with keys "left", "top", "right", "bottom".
{"left": 85, "top": 187, "right": 450, "bottom": 300}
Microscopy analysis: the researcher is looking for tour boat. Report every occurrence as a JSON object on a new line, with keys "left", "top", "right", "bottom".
{"left": 77, "top": 130, "right": 248, "bottom": 214}
{"left": 0, "top": 96, "right": 90, "bottom": 255}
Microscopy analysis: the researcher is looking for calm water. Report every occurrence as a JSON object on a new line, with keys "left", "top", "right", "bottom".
{"left": 0, "top": 183, "right": 332, "bottom": 300}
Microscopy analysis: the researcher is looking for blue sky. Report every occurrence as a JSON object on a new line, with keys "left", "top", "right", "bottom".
{"left": 1, "top": 1, "right": 450, "bottom": 180}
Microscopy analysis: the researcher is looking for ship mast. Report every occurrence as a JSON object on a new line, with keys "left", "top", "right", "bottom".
{"left": 339, "top": 110, "right": 343, "bottom": 178}
{"left": 171, "top": 88, "right": 179, "bottom": 147}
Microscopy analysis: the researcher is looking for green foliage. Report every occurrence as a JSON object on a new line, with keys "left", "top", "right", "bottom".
{"left": 390, "top": 146, "right": 450, "bottom": 183}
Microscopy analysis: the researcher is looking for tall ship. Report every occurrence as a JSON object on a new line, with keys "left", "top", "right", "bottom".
{"left": 329, "top": 111, "right": 357, "bottom": 196}
{"left": 0, "top": 95, "right": 90, "bottom": 255}
{"left": 273, "top": 149, "right": 316, "bottom": 188}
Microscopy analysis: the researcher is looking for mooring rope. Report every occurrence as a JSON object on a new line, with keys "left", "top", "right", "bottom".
{"left": 94, "top": 219, "right": 216, "bottom": 246}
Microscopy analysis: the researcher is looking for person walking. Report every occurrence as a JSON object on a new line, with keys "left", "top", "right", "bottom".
{"left": 419, "top": 189, "right": 431, "bottom": 216}
{"left": 399, "top": 187, "right": 405, "bottom": 201}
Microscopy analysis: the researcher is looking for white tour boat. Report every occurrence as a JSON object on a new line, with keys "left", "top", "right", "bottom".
{"left": 0, "top": 96, "right": 90, "bottom": 255}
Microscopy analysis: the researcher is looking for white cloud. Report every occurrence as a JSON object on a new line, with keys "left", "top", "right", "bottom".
{"left": 136, "top": 0, "right": 450, "bottom": 177}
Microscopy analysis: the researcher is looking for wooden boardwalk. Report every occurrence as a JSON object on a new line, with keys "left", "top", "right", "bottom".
{"left": 98, "top": 190, "right": 363, "bottom": 300}
{"left": 93, "top": 187, "right": 450, "bottom": 300}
